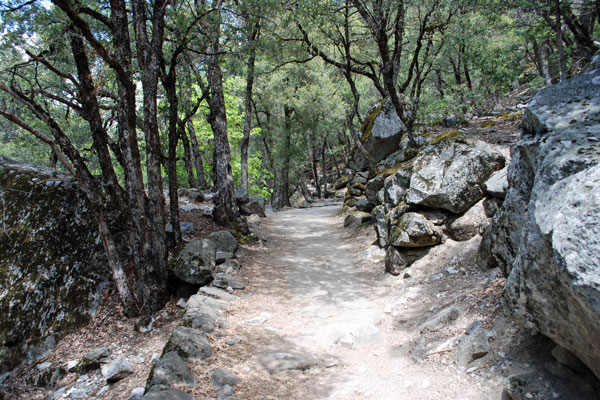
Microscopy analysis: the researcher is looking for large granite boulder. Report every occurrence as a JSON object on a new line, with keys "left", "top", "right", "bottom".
{"left": 0, "top": 158, "right": 110, "bottom": 373}
{"left": 479, "top": 68, "right": 600, "bottom": 378}
{"left": 349, "top": 99, "right": 408, "bottom": 170}
{"left": 169, "top": 239, "right": 216, "bottom": 285}
{"left": 405, "top": 138, "right": 505, "bottom": 213}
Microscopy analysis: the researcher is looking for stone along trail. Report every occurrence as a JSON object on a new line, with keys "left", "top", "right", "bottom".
{"left": 221, "top": 201, "right": 498, "bottom": 399}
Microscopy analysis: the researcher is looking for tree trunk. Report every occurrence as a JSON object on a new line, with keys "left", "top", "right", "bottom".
{"left": 532, "top": 37, "right": 554, "bottom": 86}
{"left": 321, "top": 139, "right": 329, "bottom": 198}
{"left": 299, "top": 180, "right": 312, "bottom": 203}
{"left": 131, "top": 0, "right": 169, "bottom": 313}
{"left": 204, "top": 3, "right": 248, "bottom": 233}
{"left": 240, "top": 19, "right": 259, "bottom": 195}
{"left": 556, "top": 0, "right": 568, "bottom": 81}
{"left": 305, "top": 130, "right": 321, "bottom": 199}
{"left": 187, "top": 120, "right": 208, "bottom": 188}
{"left": 162, "top": 61, "right": 182, "bottom": 245}
{"left": 279, "top": 106, "right": 293, "bottom": 208}
{"left": 181, "top": 127, "right": 198, "bottom": 188}
{"left": 328, "top": 141, "right": 342, "bottom": 178}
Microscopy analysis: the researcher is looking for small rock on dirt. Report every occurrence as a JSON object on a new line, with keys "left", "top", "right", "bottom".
{"left": 163, "top": 326, "right": 212, "bottom": 361}
{"left": 337, "top": 325, "right": 381, "bottom": 349}
{"left": 211, "top": 272, "right": 245, "bottom": 290}
{"left": 143, "top": 385, "right": 195, "bottom": 400}
{"left": 199, "top": 286, "right": 237, "bottom": 302}
{"left": 245, "top": 312, "right": 272, "bottom": 325}
{"left": 211, "top": 368, "right": 240, "bottom": 387}
{"left": 454, "top": 327, "right": 490, "bottom": 368}
{"left": 420, "top": 305, "right": 461, "bottom": 332}
{"left": 147, "top": 351, "right": 196, "bottom": 387}
{"left": 259, "top": 351, "right": 316, "bottom": 374}
{"left": 130, "top": 387, "right": 145, "bottom": 400}
{"left": 77, "top": 347, "right": 109, "bottom": 373}
{"left": 210, "top": 230, "right": 239, "bottom": 254}
{"left": 105, "top": 357, "right": 133, "bottom": 383}
{"left": 225, "top": 336, "right": 242, "bottom": 346}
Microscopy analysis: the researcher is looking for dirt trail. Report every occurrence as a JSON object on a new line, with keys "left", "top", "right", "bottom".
{"left": 214, "top": 201, "right": 501, "bottom": 400}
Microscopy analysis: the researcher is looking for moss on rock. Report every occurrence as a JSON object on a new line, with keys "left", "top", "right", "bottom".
{"left": 428, "top": 130, "right": 465, "bottom": 145}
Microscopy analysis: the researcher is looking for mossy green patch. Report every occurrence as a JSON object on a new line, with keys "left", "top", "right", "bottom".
{"left": 360, "top": 99, "right": 387, "bottom": 143}
{"left": 377, "top": 157, "right": 415, "bottom": 179}
{"left": 480, "top": 120, "right": 497, "bottom": 128}
{"left": 500, "top": 111, "right": 523, "bottom": 121}
{"left": 429, "top": 130, "right": 465, "bottom": 145}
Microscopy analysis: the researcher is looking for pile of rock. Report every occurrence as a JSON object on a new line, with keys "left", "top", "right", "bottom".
{"left": 177, "top": 186, "right": 267, "bottom": 226}
{"left": 342, "top": 113, "right": 506, "bottom": 275}
{"left": 169, "top": 230, "right": 244, "bottom": 291}
{"left": 42, "top": 346, "right": 142, "bottom": 399}
{"left": 144, "top": 288, "right": 242, "bottom": 399}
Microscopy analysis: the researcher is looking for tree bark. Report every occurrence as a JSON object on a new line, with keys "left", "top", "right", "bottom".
{"left": 48, "top": 0, "right": 170, "bottom": 315}
{"left": 279, "top": 106, "right": 293, "bottom": 208}
{"left": 187, "top": 120, "right": 208, "bottom": 188}
{"left": 299, "top": 179, "right": 312, "bottom": 203}
{"left": 240, "top": 18, "right": 260, "bottom": 195}
{"left": 556, "top": 0, "right": 568, "bottom": 81}
{"left": 162, "top": 60, "right": 182, "bottom": 244}
{"left": 204, "top": 2, "right": 248, "bottom": 233}
{"left": 321, "top": 139, "right": 329, "bottom": 198}
{"left": 305, "top": 130, "right": 321, "bottom": 199}
{"left": 181, "top": 127, "right": 199, "bottom": 188}
{"left": 532, "top": 37, "right": 554, "bottom": 86}
{"left": 130, "top": 0, "right": 170, "bottom": 313}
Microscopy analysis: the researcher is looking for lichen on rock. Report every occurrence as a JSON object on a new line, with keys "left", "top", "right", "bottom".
{"left": 0, "top": 157, "right": 110, "bottom": 373}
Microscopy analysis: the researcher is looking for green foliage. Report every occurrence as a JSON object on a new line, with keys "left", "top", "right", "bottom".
{"left": 1, "top": 0, "right": 597, "bottom": 209}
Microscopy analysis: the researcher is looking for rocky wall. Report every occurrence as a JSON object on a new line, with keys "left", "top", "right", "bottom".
{"left": 0, "top": 157, "right": 109, "bottom": 374}
{"left": 478, "top": 68, "right": 600, "bottom": 378}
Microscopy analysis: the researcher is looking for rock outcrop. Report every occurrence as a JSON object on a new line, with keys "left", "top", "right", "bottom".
{"left": 0, "top": 158, "right": 110, "bottom": 373}
{"left": 405, "top": 138, "right": 505, "bottom": 213}
{"left": 478, "top": 68, "right": 600, "bottom": 378}
{"left": 342, "top": 130, "right": 505, "bottom": 276}
{"left": 349, "top": 99, "right": 408, "bottom": 170}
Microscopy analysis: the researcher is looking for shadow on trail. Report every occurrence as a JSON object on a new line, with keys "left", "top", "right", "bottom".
{"left": 266, "top": 204, "right": 374, "bottom": 307}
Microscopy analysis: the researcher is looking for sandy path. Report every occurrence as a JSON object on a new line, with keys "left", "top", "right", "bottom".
{"left": 220, "top": 201, "right": 498, "bottom": 400}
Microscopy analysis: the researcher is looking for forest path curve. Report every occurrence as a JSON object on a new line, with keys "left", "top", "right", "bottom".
{"left": 209, "top": 201, "right": 499, "bottom": 400}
